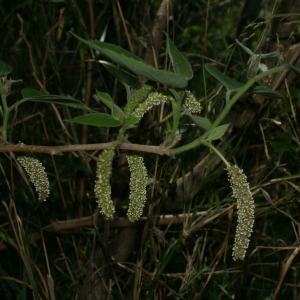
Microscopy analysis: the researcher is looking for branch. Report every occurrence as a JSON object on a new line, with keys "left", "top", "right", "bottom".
{"left": 0, "top": 141, "right": 175, "bottom": 157}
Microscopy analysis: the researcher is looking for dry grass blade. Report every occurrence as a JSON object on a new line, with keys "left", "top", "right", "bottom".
{"left": 275, "top": 247, "right": 300, "bottom": 296}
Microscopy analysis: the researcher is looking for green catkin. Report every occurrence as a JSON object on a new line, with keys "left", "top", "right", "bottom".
{"left": 17, "top": 156, "right": 50, "bottom": 201}
{"left": 94, "top": 147, "right": 115, "bottom": 219}
{"left": 226, "top": 164, "right": 255, "bottom": 260}
{"left": 132, "top": 91, "right": 169, "bottom": 119}
{"left": 183, "top": 91, "right": 202, "bottom": 114}
{"left": 124, "top": 84, "right": 152, "bottom": 118}
{"left": 127, "top": 154, "right": 148, "bottom": 222}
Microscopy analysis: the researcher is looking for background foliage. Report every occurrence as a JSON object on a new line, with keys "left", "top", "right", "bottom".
{"left": 0, "top": 0, "right": 300, "bottom": 299}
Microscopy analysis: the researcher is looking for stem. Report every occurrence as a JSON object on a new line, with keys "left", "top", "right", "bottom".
{"left": 163, "top": 89, "right": 182, "bottom": 147}
{"left": 202, "top": 141, "right": 229, "bottom": 166}
{"left": 1, "top": 94, "right": 9, "bottom": 144}
{"left": 170, "top": 65, "right": 287, "bottom": 155}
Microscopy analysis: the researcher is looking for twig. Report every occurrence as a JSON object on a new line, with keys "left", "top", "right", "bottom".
{"left": 0, "top": 141, "right": 174, "bottom": 156}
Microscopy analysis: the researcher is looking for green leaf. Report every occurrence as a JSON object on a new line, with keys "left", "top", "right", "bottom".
{"left": 124, "top": 116, "right": 140, "bottom": 127}
{"left": 22, "top": 88, "right": 45, "bottom": 97}
{"left": 0, "top": 59, "right": 12, "bottom": 75}
{"left": 205, "top": 64, "right": 243, "bottom": 91}
{"left": 281, "top": 60, "right": 300, "bottom": 78}
{"left": 205, "top": 64, "right": 283, "bottom": 100}
{"left": 102, "top": 62, "right": 139, "bottom": 87}
{"left": 20, "top": 88, "right": 94, "bottom": 111}
{"left": 95, "top": 90, "right": 125, "bottom": 120}
{"left": 270, "top": 132, "right": 292, "bottom": 152}
{"left": 189, "top": 114, "right": 212, "bottom": 130}
{"left": 65, "top": 113, "right": 122, "bottom": 127}
{"left": 289, "top": 87, "right": 300, "bottom": 99}
{"left": 235, "top": 39, "right": 253, "bottom": 56}
{"left": 235, "top": 39, "right": 278, "bottom": 59}
{"left": 204, "top": 124, "right": 230, "bottom": 141}
{"left": 165, "top": 33, "right": 193, "bottom": 80}
{"left": 250, "top": 86, "right": 283, "bottom": 99}
{"left": 0, "top": 231, "right": 17, "bottom": 249}
{"left": 72, "top": 32, "right": 187, "bottom": 88}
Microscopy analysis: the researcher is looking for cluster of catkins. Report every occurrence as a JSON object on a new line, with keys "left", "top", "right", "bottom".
{"left": 93, "top": 87, "right": 202, "bottom": 222}
{"left": 17, "top": 87, "right": 253, "bottom": 261}
{"left": 94, "top": 148, "right": 148, "bottom": 222}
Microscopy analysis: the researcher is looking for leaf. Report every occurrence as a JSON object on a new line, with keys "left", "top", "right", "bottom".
{"left": 124, "top": 116, "right": 140, "bottom": 127}
{"left": 20, "top": 88, "right": 94, "bottom": 111}
{"left": 101, "top": 61, "right": 139, "bottom": 87}
{"left": 204, "top": 124, "right": 230, "bottom": 141}
{"left": 0, "top": 231, "right": 17, "bottom": 249}
{"left": 270, "top": 132, "right": 292, "bottom": 152}
{"left": 95, "top": 90, "right": 125, "bottom": 120}
{"left": 0, "top": 59, "right": 12, "bottom": 75}
{"left": 289, "top": 87, "right": 300, "bottom": 99}
{"left": 72, "top": 32, "right": 188, "bottom": 88}
{"left": 22, "top": 88, "right": 45, "bottom": 97}
{"left": 281, "top": 60, "right": 300, "bottom": 78}
{"left": 205, "top": 64, "right": 243, "bottom": 91}
{"left": 65, "top": 113, "right": 122, "bottom": 127}
{"left": 250, "top": 86, "right": 283, "bottom": 99}
{"left": 247, "top": 54, "right": 262, "bottom": 79}
{"left": 190, "top": 115, "right": 212, "bottom": 130}
{"left": 184, "top": 108, "right": 211, "bottom": 130}
{"left": 235, "top": 39, "right": 253, "bottom": 56}
{"left": 261, "top": 189, "right": 272, "bottom": 202}
{"left": 165, "top": 33, "right": 193, "bottom": 79}
{"left": 235, "top": 39, "right": 278, "bottom": 59}
{"left": 205, "top": 64, "right": 283, "bottom": 100}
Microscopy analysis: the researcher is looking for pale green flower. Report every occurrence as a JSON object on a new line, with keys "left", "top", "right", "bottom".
{"left": 127, "top": 154, "right": 148, "bottom": 222}
{"left": 183, "top": 91, "right": 201, "bottom": 114}
{"left": 226, "top": 164, "right": 255, "bottom": 260}
{"left": 17, "top": 156, "right": 50, "bottom": 201}
{"left": 132, "top": 91, "right": 169, "bottom": 119}
{"left": 94, "top": 147, "right": 115, "bottom": 219}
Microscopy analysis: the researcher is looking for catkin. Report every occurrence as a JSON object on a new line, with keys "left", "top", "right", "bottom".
{"left": 126, "top": 154, "right": 148, "bottom": 222}
{"left": 124, "top": 84, "right": 152, "bottom": 118}
{"left": 17, "top": 156, "right": 50, "bottom": 201}
{"left": 183, "top": 91, "right": 201, "bottom": 114}
{"left": 94, "top": 147, "right": 115, "bottom": 219}
{"left": 132, "top": 91, "right": 169, "bottom": 119}
{"left": 226, "top": 164, "right": 255, "bottom": 260}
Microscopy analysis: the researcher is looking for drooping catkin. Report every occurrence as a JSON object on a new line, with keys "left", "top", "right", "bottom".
{"left": 126, "top": 154, "right": 148, "bottom": 222}
{"left": 17, "top": 156, "right": 50, "bottom": 201}
{"left": 226, "top": 164, "right": 255, "bottom": 260}
{"left": 94, "top": 147, "right": 115, "bottom": 219}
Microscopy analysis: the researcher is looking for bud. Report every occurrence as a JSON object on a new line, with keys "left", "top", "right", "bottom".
{"left": 132, "top": 91, "right": 169, "bottom": 119}
{"left": 126, "top": 154, "right": 148, "bottom": 222}
{"left": 94, "top": 147, "right": 115, "bottom": 219}
{"left": 226, "top": 164, "right": 255, "bottom": 260}
{"left": 183, "top": 91, "right": 201, "bottom": 114}
{"left": 17, "top": 156, "right": 50, "bottom": 201}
